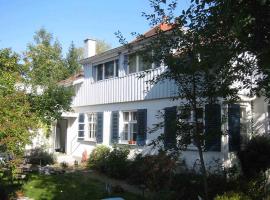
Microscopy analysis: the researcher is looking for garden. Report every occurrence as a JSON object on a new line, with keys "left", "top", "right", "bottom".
{"left": 1, "top": 135, "right": 270, "bottom": 200}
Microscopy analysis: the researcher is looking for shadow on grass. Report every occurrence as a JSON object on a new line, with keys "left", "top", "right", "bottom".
{"left": 23, "top": 172, "right": 142, "bottom": 200}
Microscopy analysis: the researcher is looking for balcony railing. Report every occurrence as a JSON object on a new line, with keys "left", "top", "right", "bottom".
{"left": 72, "top": 67, "right": 177, "bottom": 107}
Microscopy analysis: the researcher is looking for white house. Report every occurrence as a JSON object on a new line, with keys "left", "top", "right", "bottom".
{"left": 51, "top": 25, "right": 270, "bottom": 169}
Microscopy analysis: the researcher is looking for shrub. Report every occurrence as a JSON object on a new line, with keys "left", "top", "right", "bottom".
{"left": 60, "top": 161, "right": 68, "bottom": 169}
{"left": 238, "top": 135, "right": 270, "bottom": 177}
{"left": 28, "top": 148, "right": 55, "bottom": 166}
{"left": 87, "top": 145, "right": 110, "bottom": 172}
{"left": 214, "top": 192, "right": 251, "bottom": 200}
{"left": 128, "top": 151, "right": 176, "bottom": 191}
{"left": 105, "top": 147, "right": 130, "bottom": 179}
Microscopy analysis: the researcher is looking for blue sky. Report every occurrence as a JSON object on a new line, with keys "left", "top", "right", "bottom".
{"left": 0, "top": 0, "right": 189, "bottom": 55}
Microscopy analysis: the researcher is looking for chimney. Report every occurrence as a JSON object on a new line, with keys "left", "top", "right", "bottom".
{"left": 84, "top": 38, "right": 96, "bottom": 58}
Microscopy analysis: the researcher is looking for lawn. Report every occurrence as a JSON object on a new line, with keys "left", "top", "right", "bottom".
{"left": 22, "top": 172, "right": 143, "bottom": 200}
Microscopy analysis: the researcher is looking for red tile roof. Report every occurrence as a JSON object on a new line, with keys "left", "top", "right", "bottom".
{"left": 58, "top": 71, "right": 84, "bottom": 86}
{"left": 132, "top": 23, "right": 174, "bottom": 42}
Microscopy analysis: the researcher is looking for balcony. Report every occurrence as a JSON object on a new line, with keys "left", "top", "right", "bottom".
{"left": 72, "top": 67, "right": 177, "bottom": 107}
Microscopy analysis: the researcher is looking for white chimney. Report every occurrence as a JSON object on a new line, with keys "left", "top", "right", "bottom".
{"left": 84, "top": 38, "right": 96, "bottom": 58}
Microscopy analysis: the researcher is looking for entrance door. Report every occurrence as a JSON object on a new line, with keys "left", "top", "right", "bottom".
{"left": 55, "top": 119, "right": 68, "bottom": 153}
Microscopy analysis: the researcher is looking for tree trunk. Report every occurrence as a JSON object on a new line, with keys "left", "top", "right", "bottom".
{"left": 192, "top": 75, "right": 209, "bottom": 200}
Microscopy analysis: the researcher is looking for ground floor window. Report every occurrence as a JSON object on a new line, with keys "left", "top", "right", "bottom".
{"left": 122, "top": 111, "right": 137, "bottom": 144}
{"left": 87, "top": 113, "right": 97, "bottom": 140}
{"left": 78, "top": 113, "right": 85, "bottom": 139}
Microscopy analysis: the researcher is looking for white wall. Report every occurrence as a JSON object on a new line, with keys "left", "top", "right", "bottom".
{"left": 67, "top": 98, "right": 225, "bottom": 169}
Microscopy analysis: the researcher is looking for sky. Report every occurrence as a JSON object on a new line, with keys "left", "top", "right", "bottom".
{"left": 0, "top": 0, "right": 189, "bottom": 55}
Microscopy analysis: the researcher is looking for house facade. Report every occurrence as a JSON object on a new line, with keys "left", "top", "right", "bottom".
{"left": 51, "top": 28, "right": 270, "bottom": 169}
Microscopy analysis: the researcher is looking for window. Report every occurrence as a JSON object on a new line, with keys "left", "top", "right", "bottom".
{"left": 138, "top": 55, "right": 152, "bottom": 71}
{"left": 97, "top": 64, "right": 103, "bottom": 81}
{"left": 128, "top": 54, "right": 137, "bottom": 74}
{"left": 121, "top": 111, "right": 137, "bottom": 144}
{"left": 88, "top": 113, "right": 97, "bottom": 139}
{"left": 94, "top": 59, "right": 119, "bottom": 81}
{"left": 105, "top": 61, "right": 114, "bottom": 79}
{"left": 126, "top": 52, "right": 154, "bottom": 74}
{"left": 78, "top": 113, "right": 85, "bottom": 139}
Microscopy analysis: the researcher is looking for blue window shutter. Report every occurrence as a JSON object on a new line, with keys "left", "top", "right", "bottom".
{"left": 137, "top": 109, "right": 147, "bottom": 146}
{"left": 96, "top": 112, "right": 103, "bottom": 143}
{"left": 228, "top": 104, "right": 240, "bottom": 152}
{"left": 111, "top": 111, "right": 119, "bottom": 144}
{"left": 164, "top": 106, "right": 177, "bottom": 149}
{"left": 205, "top": 104, "right": 221, "bottom": 151}
{"left": 92, "top": 65, "right": 97, "bottom": 81}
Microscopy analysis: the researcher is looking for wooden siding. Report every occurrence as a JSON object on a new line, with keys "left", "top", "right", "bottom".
{"left": 72, "top": 67, "right": 177, "bottom": 107}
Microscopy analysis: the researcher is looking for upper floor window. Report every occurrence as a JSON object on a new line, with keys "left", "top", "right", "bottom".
{"left": 94, "top": 59, "right": 119, "bottom": 81}
{"left": 125, "top": 53, "right": 155, "bottom": 74}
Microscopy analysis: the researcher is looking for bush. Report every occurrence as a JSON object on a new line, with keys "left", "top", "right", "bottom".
{"left": 28, "top": 148, "right": 55, "bottom": 166}
{"left": 214, "top": 192, "right": 251, "bottom": 200}
{"left": 128, "top": 151, "right": 176, "bottom": 191}
{"left": 105, "top": 147, "right": 130, "bottom": 179}
{"left": 238, "top": 135, "right": 270, "bottom": 177}
{"left": 87, "top": 145, "right": 110, "bottom": 172}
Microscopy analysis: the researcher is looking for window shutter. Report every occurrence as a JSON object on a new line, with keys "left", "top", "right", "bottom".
{"left": 228, "top": 104, "right": 240, "bottom": 151}
{"left": 96, "top": 112, "right": 103, "bottom": 143}
{"left": 205, "top": 104, "right": 221, "bottom": 151}
{"left": 123, "top": 55, "right": 128, "bottom": 75}
{"left": 111, "top": 111, "right": 119, "bottom": 144}
{"left": 164, "top": 106, "right": 177, "bottom": 149}
{"left": 92, "top": 65, "right": 97, "bottom": 81}
{"left": 137, "top": 109, "right": 147, "bottom": 146}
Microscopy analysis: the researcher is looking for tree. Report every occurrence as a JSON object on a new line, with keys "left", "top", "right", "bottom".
{"left": 0, "top": 49, "right": 38, "bottom": 176}
{"left": 181, "top": 0, "right": 270, "bottom": 99}
{"left": 23, "top": 28, "right": 74, "bottom": 128}
{"left": 24, "top": 28, "right": 68, "bottom": 86}
{"left": 96, "top": 39, "right": 111, "bottom": 54}
{"left": 117, "top": 1, "right": 248, "bottom": 199}
{"left": 66, "top": 41, "right": 83, "bottom": 76}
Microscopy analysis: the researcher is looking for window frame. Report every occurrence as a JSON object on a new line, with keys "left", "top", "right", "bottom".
{"left": 78, "top": 113, "right": 85, "bottom": 139}
{"left": 94, "top": 59, "right": 119, "bottom": 81}
{"left": 120, "top": 111, "right": 138, "bottom": 144}
{"left": 87, "top": 113, "right": 97, "bottom": 141}
{"left": 126, "top": 52, "right": 156, "bottom": 74}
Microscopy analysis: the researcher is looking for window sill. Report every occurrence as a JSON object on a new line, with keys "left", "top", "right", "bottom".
{"left": 84, "top": 138, "right": 96, "bottom": 142}
{"left": 77, "top": 138, "right": 96, "bottom": 143}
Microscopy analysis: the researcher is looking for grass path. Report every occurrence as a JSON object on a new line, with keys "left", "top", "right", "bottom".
{"left": 22, "top": 171, "right": 146, "bottom": 200}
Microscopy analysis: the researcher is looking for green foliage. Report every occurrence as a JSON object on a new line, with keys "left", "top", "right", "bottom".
{"left": 27, "top": 147, "right": 55, "bottom": 166}
{"left": 0, "top": 48, "right": 38, "bottom": 156}
{"left": 128, "top": 151, "right": 176, "bottom": 191}
{"left": 96, "top": 39, "right": 111, "bottom": 54}
{"left": 105, "top": 147, "right": 130, "bottom": 179}
{"left": 66, "top": 41, "right": 82, "bottom": 76}
{"left": 87, "top": 146, "right": 130, "bottom": 179}
{"left": 24, "top": 28, "right": 68, "bottom": 86}
{"left": 238, "top": 135, "right": 270, "bottom": 177}
{"left": 87, "top": 145, "right": 110, "bottom": 172}
{"left": 23, "top": 28, "right": 74, "bottom": 127}
{"left": 28, "top": 85, "right": 74, "bottom": 125}
{"left": 22, "top": 173, "right": 141, "bottom": 200}
{"left": 214, "top": 192, "right": 251, "bottom": 200}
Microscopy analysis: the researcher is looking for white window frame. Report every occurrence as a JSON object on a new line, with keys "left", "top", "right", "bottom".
{"left": 120, "top": 111, "right": 137, "bottom": 144}
{"left": 127, "top": 52, "right": 155, "bottom": 74}
{"left": 95, "top": 59, "right": 119, "bottom": 81}
{"left": 179, "top": 107, "right": 204, "bottom": 150}
{"left": 78, "top": 113, "right": 85, "bottom": 139}
{"left": 87, "top": 113, "right": 97, "bottom": 141}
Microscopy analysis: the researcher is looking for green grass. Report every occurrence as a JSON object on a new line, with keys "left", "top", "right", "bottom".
{"left": 22, "top": 172, "right": 142, "bottom": 200}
